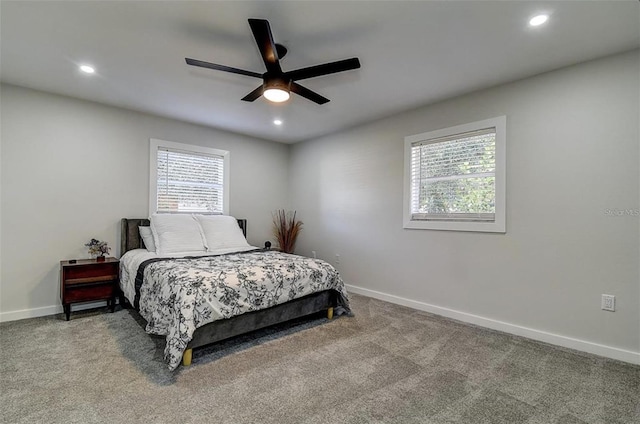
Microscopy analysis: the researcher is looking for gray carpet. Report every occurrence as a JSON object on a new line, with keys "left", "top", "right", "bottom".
{"left": 1, "top": 294, "right": 638, "bottom": 424}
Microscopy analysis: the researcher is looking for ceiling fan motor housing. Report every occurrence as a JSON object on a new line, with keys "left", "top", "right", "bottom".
{"left": 263, "top": 76, "right": 291, "bottom": 92}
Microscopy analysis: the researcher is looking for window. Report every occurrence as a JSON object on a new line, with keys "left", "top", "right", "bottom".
{"left": 403, "top": 116, "right": 506, "bottom": 233}
{"left": 149, "top": 139, "right": 229, "bottom": 215}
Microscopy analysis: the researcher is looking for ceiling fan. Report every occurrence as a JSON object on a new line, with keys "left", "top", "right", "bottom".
{"left": 185, "top": 18, "right": 361, "bottom": 105}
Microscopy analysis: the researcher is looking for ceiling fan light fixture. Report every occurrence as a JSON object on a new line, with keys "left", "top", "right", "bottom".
{"left": 263, "top": 78, "right": 291, "bottom": 103}
{"left": 264, "top": 88, "right": 290, "bottom": 103}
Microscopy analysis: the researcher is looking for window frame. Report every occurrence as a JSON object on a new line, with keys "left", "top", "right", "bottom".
{"left": 149, "top": 138, "right": 230, "bottom": 215}
{"left": 403, "top": 116, "right": 506, "bottom": 233}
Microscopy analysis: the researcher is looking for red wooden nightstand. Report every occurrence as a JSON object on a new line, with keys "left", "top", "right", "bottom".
{"left": 60, "top": 257, "right": 119, "bottom": 321}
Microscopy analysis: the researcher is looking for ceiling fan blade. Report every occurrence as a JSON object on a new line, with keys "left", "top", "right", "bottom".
{"left": 185, "top": 58, "right": 262, "bottom": 78}
{"left": 241, "top": 85, "right": 264, "bottom": 102}
{"left": 290, "top": 82, "right": 329, "bottom": 104}
{"left": 248, "top": 19, "right": 282, "bottom": 74}
{"left": 284, "top": 58, "right": 361, "bottom": 81}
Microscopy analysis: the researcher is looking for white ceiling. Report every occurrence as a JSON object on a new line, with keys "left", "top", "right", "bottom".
{"left": 1, "top": 1, "right": 638, "bottom": 143}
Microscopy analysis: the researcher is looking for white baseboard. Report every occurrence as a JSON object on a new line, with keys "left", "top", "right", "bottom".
{"left": 0, "top": 300, "right": 111, "bottom": 323}
{"left": 346, "top": 284, "right": 640, "bottom": 365}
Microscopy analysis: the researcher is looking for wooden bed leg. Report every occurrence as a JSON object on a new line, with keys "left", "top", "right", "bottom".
{"left": 327, "top": 307, "right": 334, "bottom": 320}
{"left": 182, "top": 348, "right": 193, "bottom": 366}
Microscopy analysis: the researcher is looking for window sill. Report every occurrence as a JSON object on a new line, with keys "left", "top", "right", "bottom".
{"left": 403, "top": 218, "right": 505, "bottom": 233}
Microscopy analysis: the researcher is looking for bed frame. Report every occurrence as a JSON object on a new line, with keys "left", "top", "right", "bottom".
{"left": 120, "top": 218, "right": 337, "bottom": 367}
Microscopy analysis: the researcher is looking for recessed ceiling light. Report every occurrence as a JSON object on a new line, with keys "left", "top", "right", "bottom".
{"left": 529, "top": 14, "right": 549, "bottom": 27}
{"left": 79, "top": 64, "right": 95, "bottom": 74}
{"left": 273, "top": 119, "right": 283, "bottom": 126}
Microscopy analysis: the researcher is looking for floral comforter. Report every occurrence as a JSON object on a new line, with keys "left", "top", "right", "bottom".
{"left": 134, "top": 250, "right": 350, "bottom": 370}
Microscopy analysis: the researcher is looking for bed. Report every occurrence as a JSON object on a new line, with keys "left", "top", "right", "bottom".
{"left": 120, "top": 216, "right": 350, "bottom": 370}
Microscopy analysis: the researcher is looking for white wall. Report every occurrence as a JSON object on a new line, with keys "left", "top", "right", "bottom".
{"left": 0, "top": 84, "right": 290, "bottom": 319}
{"left": 290, "top": 50, "right": 640, "bottom": 362}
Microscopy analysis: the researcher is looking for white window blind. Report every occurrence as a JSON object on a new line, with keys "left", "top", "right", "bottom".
{"left": 156, "top": 148, "right": 224, "bottom": 214}
{"left": 410, "top": 127, "right": 496, "bottom": 222}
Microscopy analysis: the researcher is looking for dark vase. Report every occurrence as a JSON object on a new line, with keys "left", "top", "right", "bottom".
{"left": 96, "top": 255, "right": 106, "bottom": 262}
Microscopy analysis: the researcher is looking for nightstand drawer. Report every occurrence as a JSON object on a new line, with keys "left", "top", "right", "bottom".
{"left": 64, "top": 263, "right": 118, "bottom": 282}
{"left": 64, "top": 283, "right": 115, "bottom": 303}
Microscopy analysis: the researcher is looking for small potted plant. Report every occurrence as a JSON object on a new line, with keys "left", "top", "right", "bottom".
{"left": 85, "top": 238, "right": 111, "bottom": 262}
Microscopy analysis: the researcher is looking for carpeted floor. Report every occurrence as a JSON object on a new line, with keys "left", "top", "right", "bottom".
{"left": 0, "top": 294, "right": 638, "bottom": 424}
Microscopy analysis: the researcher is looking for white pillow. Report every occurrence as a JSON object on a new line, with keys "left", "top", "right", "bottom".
{"left": 150, "top": 214, "right": 208, "bottom": 255}
{"left": 195, "top": 215, "right": 251, "bottom": 251}
{"left": 139, "top": 226, "right": 156, "bottom": 252}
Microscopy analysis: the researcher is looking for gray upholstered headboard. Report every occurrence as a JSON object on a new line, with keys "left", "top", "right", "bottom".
{"left": 120, "top": 218, "right": 247, "bottom": 254}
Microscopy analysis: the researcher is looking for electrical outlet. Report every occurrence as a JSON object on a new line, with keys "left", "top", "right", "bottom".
{"left": 335, "top": 253, "right": 340, "bottom": 265}
{"left": 601, "top": 294, "right": 615, "bottom": 312}
{"left": 311, "top": 250, "right": 317, "bottom": 259}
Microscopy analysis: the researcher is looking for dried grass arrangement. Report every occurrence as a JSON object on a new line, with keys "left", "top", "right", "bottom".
{"left": 272, "top": 210, "right": 303, "bottom": 254}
